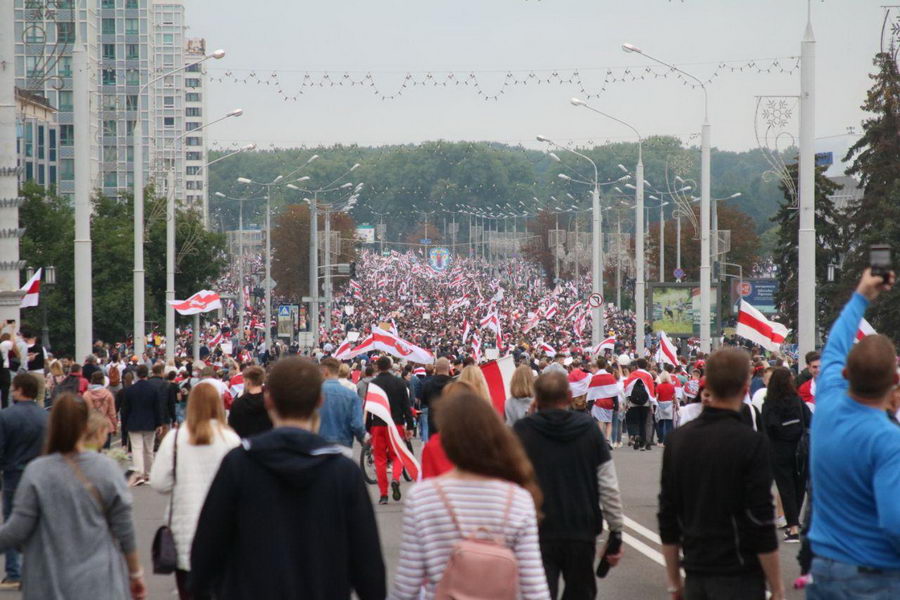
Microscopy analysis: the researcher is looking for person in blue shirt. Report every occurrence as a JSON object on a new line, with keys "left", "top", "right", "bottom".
{"left": 318, "top": 357, "right": 367, "bottom": 453}
{"left": 807, "top": 268, "right": 900, "bottom": 599}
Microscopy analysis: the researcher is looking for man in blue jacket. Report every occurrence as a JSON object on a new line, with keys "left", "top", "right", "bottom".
{"left": 0, "top": 373, "right": 47, "bottom": 589}
{"left": 318, "top": 357, "right": 366, "bottom": 453}
{"left": 120, "top": 364, "right": 163, "bottom": 485}
{"left": 808, "top": 268, "right": 900, "bottom": 599}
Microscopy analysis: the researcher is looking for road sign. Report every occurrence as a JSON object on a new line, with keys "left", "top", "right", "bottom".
{"left": 264, "top": 277, "right": 277, "bottom": 289}
{"left": 277, "top": 305, "right": 291, "bottom": 317}
{"left": 588, "top": 293, "right": 604, "bottom": 308}
{"left": 673, "top": 268, "right": 685, "bottom": 280}
{"left": 420, "top": 238, "right": 432, "bottom": 245}
{"left": 277, "top": 305, "right": 292, "bottom": 338}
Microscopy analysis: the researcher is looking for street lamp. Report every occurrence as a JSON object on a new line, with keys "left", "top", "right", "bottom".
{"left": 570, "top": 97, "right": 646, "bottom": 354}
{"left": 621, "top": 43, "right": 711, "bottom": 352}
{"left": 163, "top": 108, "right": 243, "bottom": 362}
{"left": 131, "top": 47, "right": 225, "bottom": 355}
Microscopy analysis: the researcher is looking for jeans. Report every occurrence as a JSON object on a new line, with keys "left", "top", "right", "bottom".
{"left": 807, "top": 556, "right": 900, "bottom": 599}
{"left": 540, "top": 540, "right": 596, "bottom": 599}
{"left": 419, "top": 407, "right": 429, "bottom": 443}
{"left": 175, "top": 401, "right": 186, "bottom": 425}
{"left": 612, "top": 409, "right": 623, "bottom": 444}
{"left": 2, "top": 472, "right": 22, "bottom": 581}
{"left": 684, "top": 571, "right": 765, "bottom": 600}
{"left": 657, "top": 418, "right": 673, "bottom": 444}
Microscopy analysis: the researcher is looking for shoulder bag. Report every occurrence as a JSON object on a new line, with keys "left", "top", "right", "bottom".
{"left": 151, "top": 427, "right": 179, "bottom": 574}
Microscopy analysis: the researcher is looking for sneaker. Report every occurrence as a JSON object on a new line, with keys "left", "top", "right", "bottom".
{"left": 392, "top": 480, "right": 402, "bottom": 502}
{"left": 775, "top": 515, "right": 788, "bottom": 528}
{"left": 0, "top": 578, "right": 21, "bottom": 590}
{"left": 784, "top": 532, "right": 800, "bottom": 543}
{"left": 378, "top": 496, "right": 388, "bottom": 505}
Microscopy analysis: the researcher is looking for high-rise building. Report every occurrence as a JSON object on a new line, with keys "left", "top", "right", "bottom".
{"left": 183, "top": 37, "right": 208, "bottom": 221}
{"left": 15, "top": 87, "right": 59, "bottom": 189}
{"left": 150, "top": 0, "right": 183, "bottom": 203}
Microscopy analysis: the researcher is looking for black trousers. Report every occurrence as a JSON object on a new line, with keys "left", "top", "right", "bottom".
{"left": 540, "top": 540, "right": 596, "bottom": 600}
{"left": 685, "top": 571, "right": 766, "bottom": 600}
{"left": 0, "top": 368, "right": 9, "bottom": 409}
{"left": 771, "top": 441, "right": 806, "bottom": 528}
{"left": 626, "top": 405, "right": 651, "bottom": 447}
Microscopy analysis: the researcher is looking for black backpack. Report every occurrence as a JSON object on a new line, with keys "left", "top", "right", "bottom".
{"left": 51, "top": 375, "right": 81, "bottom": 402}
{"left": 629, "top": 378, "right": 650, "bottom": 406}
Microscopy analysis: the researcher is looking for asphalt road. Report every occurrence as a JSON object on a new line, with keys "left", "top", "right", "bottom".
{"left": 2, "top": 442, "right": 806, "bottom": 599}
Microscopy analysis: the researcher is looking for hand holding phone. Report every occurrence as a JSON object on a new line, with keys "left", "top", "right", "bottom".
{"left": 870, "top": 244, "right": 891, "bottom": 280}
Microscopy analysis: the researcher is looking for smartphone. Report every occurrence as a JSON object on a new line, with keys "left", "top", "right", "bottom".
{"left": 870, "top": 244, "right": 891, "bottom": 279}
{"left": 5, "top": 319, "right": 13, "bottom": 325}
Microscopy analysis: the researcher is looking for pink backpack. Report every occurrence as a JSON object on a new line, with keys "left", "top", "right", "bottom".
{"left": 433, "top": 482, "right": 519, "bottom": 600}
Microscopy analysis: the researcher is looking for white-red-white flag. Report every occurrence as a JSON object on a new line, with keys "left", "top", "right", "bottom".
{"left": 333, "top": 336, "right": 355, "bottom": 360}
{"left": 623, "top": 368, "right": 657, "bottom": 401}
{"left": 480, "top": 355, "right": 515, "bottom": 414}
{"left": 169, "top": 290, "right": 222, "bottom": 315}
{"left": 471, "top": 333, "right": 482, "bottom": 362}
{"left": 587, "top": 370, "right": 621, "bottom": 403}
{"left": 540, "top": 342, "right": 556, "bottom": 358}
{"left": 523, "top": 312, "right": 540, "bottom": 334}
{"left": 364, "top": 383, "right": 420, "bottom": 480}
{"left": 856, "top": 318, "right": 877, "bottom": 342}
{"left": 544, "top": 302, "right": 559, "bottom": 319}
{"left": 568, "top": 368, "right": 591, "bottom": 397}
{"left": 347, "top": 328, "right": 434, "bottom": 365}
{"left": 461, "top": 319, "right": 471, "bottom": 344}
{"left": 480, "top": 312, "right": 500, "bottom": 333}
{"left": 655, "top": 331, "right": 679, "bottom": 367}
{"left": 735, "top": 300, "right": 789, "bottom": 353}
{"left": 19, "top": 268, "right": 41, "bottom": 308}
{"left": 565, "top": 301, "right": 583, "bottom": 321}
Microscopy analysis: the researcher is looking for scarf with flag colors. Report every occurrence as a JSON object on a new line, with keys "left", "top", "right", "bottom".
{"left": 471, "top": 333, "right": 482, "bottom": 362}
{"left": 735, "top": 300, "right": 789, "bottom": 352}
{"left": 568, "top": 368, "right": 591, "bottom": 398}
{"left": 587, "top": 370, "right": 621, "bottom": 409}
{"left": 363, "top": 383, "right": 420, "bottom": 480}
{"left": 623, "top": 369, "right": 656, "bottom": 401}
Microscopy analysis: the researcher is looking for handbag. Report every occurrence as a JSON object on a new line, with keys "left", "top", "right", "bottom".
{"left": 152, "top": 427, "right": 179, "bottom": 574}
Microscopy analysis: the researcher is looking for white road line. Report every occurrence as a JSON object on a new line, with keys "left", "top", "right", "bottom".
{"left": 622, "top": 531, "right": 666, "bottom": 567}
{"left": 624, "top": 515, "right": 662, "bottom": 545}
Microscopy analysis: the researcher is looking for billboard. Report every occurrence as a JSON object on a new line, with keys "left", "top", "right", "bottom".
{"left": 731, "top": 278, "right": 778, "bottom": 315}
{"left": 356, "top": 225, "right": 375, "bottom": 244}
{"left": 649, "top": 283, "right": 718, "bottom": 337}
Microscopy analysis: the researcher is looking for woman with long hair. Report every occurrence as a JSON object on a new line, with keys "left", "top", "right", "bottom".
{"left": 505, "top": 364, "right": 535, "bottom": 426}
{"left": 458, "top": 364, "right": 491, "bottom": 402}
{"left": 149, "top": 382, "right": 241, "bottom": 600}
{"left": 421, "top": 380, "right": 475, "bottom": 479}
{"left": 761, "top": 367, "right": 811, "bottom": 542}
{"left": 391, "top": 388, "right": 550, "bottom": 599}
{"left": 45, "top": 359, "right": 66, "bottom": 399}
{"left": 0, "top": 393, "right": 146, "bottom": 599}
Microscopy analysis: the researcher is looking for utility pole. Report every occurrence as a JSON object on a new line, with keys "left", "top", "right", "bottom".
{"left": 616, "top": 210, "right": 622, "bottom": 309}
{"left": 798, "top": 1, "right": 816, "bottom": 366}
{"left": 73, "top": 20, "right": 92, "bottom": 360}
{"left": 0, "top": 0, "right": 22, "bottom": 325}
{"left": 324, "top": 205, "right": 333, "bottom": 336}
{"left": 309, "top": 191, "right": 319, "bottom": 350}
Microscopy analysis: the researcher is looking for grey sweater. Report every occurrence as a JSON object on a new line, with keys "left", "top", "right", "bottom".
{"left": 0, "top": 452, "right": 136, "bottom": 599}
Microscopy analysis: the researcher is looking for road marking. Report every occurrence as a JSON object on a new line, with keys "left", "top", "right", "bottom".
{"left": 622, "top": 531, "right": 666, "bottom": 566}
{"left": 624, "top": 515, "right": 662, "bottom": 545}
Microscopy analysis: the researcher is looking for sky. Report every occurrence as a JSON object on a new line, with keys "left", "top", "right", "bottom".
{"left": 184, "top": 0, "right": 888, "bottom": 158}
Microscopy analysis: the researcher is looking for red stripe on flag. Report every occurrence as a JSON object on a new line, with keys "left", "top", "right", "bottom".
{"left": 737, "top": 310, "right": 786, "bottom": 344}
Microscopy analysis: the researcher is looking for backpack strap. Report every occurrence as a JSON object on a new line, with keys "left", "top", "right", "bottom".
{"left": 434, "top": 481, "right": 464, "bottom": 537}
{"left": 434, "top": 480, "right": 516, "bottom": 543}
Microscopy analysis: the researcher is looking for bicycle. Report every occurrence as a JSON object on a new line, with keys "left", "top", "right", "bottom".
{"left": 360, "top": 440, "right": 414, "bottom": 485}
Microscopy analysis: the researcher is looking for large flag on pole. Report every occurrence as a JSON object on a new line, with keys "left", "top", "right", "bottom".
{"left": 735, "top": 300, "right": 789, "bottom": 352}
{"left": 347, "top": 327, "right": 434, "bottom": 364}
{"left": 19, "top": 268, "right": 41, "bottom": 308}
{"left": 169, "top": 290, "right": 222, "bottom": 315}
{"left": 480, "top": 355, "right": 516, "bottom": 415}
{"left": 655, "top": 331, "right": 678, "bottom": 367}
{"left": 363, "top": 383, "right": 420, "bottom": 480}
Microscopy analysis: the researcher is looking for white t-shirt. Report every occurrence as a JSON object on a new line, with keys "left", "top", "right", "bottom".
{"left": 751, "top": 387, "right": 767, "bottom": 413}
{"left": 0, "top": 340, "right": 12, "bottom": 369}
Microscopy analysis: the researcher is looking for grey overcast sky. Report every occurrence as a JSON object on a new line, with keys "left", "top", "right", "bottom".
{"left": 185, "top": 0, "right": 886, "bottom": 158}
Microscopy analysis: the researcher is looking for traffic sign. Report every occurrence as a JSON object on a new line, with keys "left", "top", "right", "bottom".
{"left": 420, "top": 238, "right": 432, "bottom": 245}
{"left": 673, "top": 268, "right": 685, "bottom": 281}
{"left": 588, "top": 293, "right": 604, "bottom": 308}
{"left": 277, "top": 305, "right": 291, "bottom": 317}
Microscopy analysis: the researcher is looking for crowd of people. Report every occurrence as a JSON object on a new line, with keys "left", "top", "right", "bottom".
{"left": 0, "top": 250, "right": 898, "bottom": 599}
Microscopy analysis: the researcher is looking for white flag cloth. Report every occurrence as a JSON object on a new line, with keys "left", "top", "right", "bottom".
{"left": 347, "top": 328, "right": 434, "bottom": 365}
{"left": 540, "top": 342, "right": 556, "bottom": 358}
{"left": 169, "top": 290, "right": 222, "bottom": 315}
{"left": 363, "top": 383, "right": 420, "bottom": 480}
{"left": 856, "top": 318, "right": 877, "bottom": 342}
{"left": 735, "top": 300, "right": 789, "bottom": 353}
{"left": 655, "top": 331, "right": 679, "bottom": 367}
{"left": 19, "top": 268, "right": 41, "bottom": 308}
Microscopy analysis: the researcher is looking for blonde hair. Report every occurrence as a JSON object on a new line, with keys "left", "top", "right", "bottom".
{"left": 509, "top": 364, "right": 534, "bottom": 399}
{"left": 49, "top": 359, "right": 64, "bottom": 377}
{"left": 458, "top": 365, "right": 491, "bottom": 404}
{"left": 84, "top": 410, "right": 110, "bottom": 449}
{"left": 659, "top": 371, "right": 671, "bottom": 385}
{"left": 186, "top": 382, "right": 227, "bottom": 445}
{"left": 338, "top": 363, "right": 351, "bottom": 379}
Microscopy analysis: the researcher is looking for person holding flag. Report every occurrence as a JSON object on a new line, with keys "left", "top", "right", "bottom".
{"left": 366, "top": 356, "right": 416, "bottom": 505}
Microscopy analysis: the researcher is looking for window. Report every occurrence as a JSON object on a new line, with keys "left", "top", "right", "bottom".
{"left": 163, "top": 33, "right": 174, "bottom": 45}
{"left": 185, "top": 107, "right": 201, "bottom": 117}
{"left": 162, "top": 53, "right": 173, "bottom": 67}
{"left": 126, "top": 43, "right": 139, "bottom": 59}
{"left": 57, "top": 0, "right": 74, "bottom": 7}
{"left": 126, "top": 120, "right": 136, "bottom": 134}
{"left": 104, "top": 171, "right": 118, "bottom": 188}
{"left": 126, "top": 95, "right": 137, "bottom": 111}
{"left": 38, "top": 165, "right": 45, "bottom": 185}
{"left": 102, "top": 95, "right": 117, "bottom": 111}
{"left": 163, "top": 117, "right": 175, "bottom": 127}
{"left": 25, "top": 163, "right": 33, "bottom": 182}
{"left": 103, "top": 120, "right": 117, "bottom": 136}
{"left": 102, "top": 68, "right": 116, "bottom": 85}
{"left": 101, "top": 0, "right": 115, "bottom": 8}
{"left": 186, "top": 166, "right": 201, "bottom": 175}
{"left": 127, "top": 147, "right": 134, "bottom": 162}
{"left": 185, "top": 92, "right": 201, "bottom": 102}
{"left": 60, "top": 125, "right": 74, "bottom": 146}
{"left": 102, "top": 43, "right": 115, "bottom": 60}
{"left": 49, "top": 166, "right": 56, "bottom": 184}
{"left": 163, "top": 96, "right": 174, "bottom": 107}
{"left": 37, "top": 126, "right": 44, "bottom": 159}
{"left": 61, "top": 159, "right": 74, "bottom": 180}
{"left": 55, "top": 90, "right": 72, "bottom": 112}
{"left": 58, "top": 56, "right": 72, "bottom": 77}
{"left": 49, "top": 129, "right": 57, "bottom": 161}
{"left": 185, "top": 63, "right": 201, "bottom": 73}
{"left": 186, "top": 180, "right": 196, "bottom": 190}
{"left": 24, "top": 26, "right": 43, "bottom": 43}
{"left": 56, "top": 22, "right": 75, "bottom": 43}
{"left": 102, "top": 18, "right": 115, "bottom": 35}
{"left": 186, "top": 121, "right": 201, "bottom": 131}
{"left": 185, "top": 136, "right": 201, "bottom": 146}
{"left": 125, "top": 19, "right": 139, "bottom": 35}
{"left": 25, "top": 56, "right": 41, "bottom": 78}
{"left": 186, "top": 151, "right": 202, "bottom": 161}
{"left": 23, "top": 125, "right": 33, "bottom": 158}
{"left": 185, "top": 78, "right": 200, "bottom": 88}
{"left": 126, "top": 0, "right": 138, "bottom": 8}
{"left": 125, "top": 68, "right": 139, "bottom": 85}
{"left": 103, "top": 146, "right": 117, "bottom": 162}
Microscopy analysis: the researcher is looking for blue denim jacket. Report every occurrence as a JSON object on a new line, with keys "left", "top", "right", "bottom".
{"left": 318, "top": 379, "right": 366, "bottom": 448}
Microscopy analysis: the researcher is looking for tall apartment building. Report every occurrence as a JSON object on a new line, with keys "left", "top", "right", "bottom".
{"left": 15, "top": 87, "right": 59, "bottom": 189}
{"left": 13, "top": 0, "right": 100, "bottom": 199}
{"left": 183, "top": 37, "right": 208, "bottom": 220}
{"left": 150, "top": 0, "right": 183, "bottom": 202}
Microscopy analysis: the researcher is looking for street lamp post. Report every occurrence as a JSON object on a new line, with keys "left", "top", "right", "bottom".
{"left": 798, "top": 2, "right": 817, "bottom": 365}
{"left": 622, "top": 44, "right": 711, "bottom": 352}
{"left": 133, "top": 48, "right": 225, "bottom": 355}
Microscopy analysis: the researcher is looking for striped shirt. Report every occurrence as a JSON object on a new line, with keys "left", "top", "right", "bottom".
{"left": 390, "top": 478, "right": 550, "bottom": 600}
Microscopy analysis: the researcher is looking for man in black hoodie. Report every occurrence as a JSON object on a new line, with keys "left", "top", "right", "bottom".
{"left": 514, "top": 370, "right": 624, "bottom": 599}
{"left": 227, "top": 365, "right": 272, "bottom": 438}
{"left": 190, "top": 357, "right": 385, "bottom": 600}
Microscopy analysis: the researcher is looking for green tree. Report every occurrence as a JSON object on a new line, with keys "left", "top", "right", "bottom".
{"left": 771, "top": 163, "right": 843, "bottom": 335}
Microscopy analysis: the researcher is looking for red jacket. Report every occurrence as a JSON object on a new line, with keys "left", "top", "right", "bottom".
{"left": 421, "top": 433, "right": 453, "bottom": 479}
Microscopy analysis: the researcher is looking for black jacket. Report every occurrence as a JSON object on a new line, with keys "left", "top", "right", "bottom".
{"left": 147, "top": 376, "right": 177, "bottom": 425}
{"left": 190, "top": 427, "right": 385, "bottom": 600}
{"left": 227, "top": 391, "right": 273, "bottom": 439}
{"left": 365, "top": 372, "right": 414, "bottom": 429}
{"left": 121, "top": 379, "right": 164, "bottom": 432}
{"left": 421, "top": 374, "right": 451, "bottom": 433}
{"left": 514, "top": 409, "right": 611, "bottom": 542}
{"left": 0, "top": 401, "right": 48, "bottom": 480}
{"left": 761, "top": 394, "right": 811, "bottom": 445}
{"left": 658, "top": 407, "right": 777, "bottom": 575}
